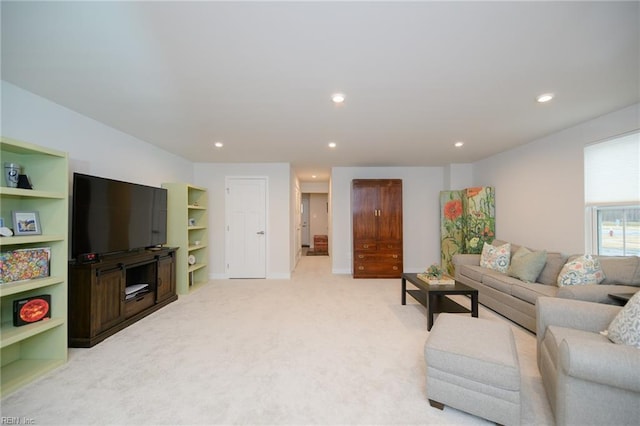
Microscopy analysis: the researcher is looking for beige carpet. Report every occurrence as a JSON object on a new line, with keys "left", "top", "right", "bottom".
{"left": 1, "top": 255, "right": 553, "bottom": 425}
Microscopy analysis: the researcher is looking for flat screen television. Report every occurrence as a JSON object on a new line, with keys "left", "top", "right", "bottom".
{"left": 71, "top": 173, "right": 167, "bottom": 259}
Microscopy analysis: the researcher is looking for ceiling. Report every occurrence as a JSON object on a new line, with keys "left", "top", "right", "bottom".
{"left": 2, "top": 1, "right": 639, "bottom": 182}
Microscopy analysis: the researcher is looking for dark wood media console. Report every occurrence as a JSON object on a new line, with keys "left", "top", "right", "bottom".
{"left": 68, "top": 247, "right": 179, "bottom": 347}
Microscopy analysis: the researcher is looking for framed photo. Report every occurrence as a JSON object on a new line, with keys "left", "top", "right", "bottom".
{"left": 12, "top": 211, "right": 42, "bottom": 235}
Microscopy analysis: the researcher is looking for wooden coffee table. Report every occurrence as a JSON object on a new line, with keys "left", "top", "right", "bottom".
{"left": 401, "top": 273, "right": 479, "bottom": 330}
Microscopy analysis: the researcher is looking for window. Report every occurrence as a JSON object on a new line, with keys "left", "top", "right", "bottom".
{"left": 585, "top": 131, "right": 640, "bottom": 255}
{"left": 595, "top": 206, "right": 640, "bottom": 256}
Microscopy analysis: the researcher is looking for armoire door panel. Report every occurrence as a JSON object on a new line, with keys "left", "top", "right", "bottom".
{"left": 352, "top": 182, "right": 378, "bottom": 240}
{"left": 377, "top": 181, "right": 403, "bottom": 241}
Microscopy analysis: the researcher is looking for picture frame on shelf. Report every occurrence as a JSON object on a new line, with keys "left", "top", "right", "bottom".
{"left": 12, "top": 211, "right": 42, "bottom": 235}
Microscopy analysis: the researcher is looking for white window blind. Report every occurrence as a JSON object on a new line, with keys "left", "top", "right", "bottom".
{"left": 584, "top": 132, "right": 640, "bottom": 204}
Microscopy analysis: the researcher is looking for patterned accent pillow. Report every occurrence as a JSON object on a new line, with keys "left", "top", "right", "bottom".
{"left": 556, "top": 255, "right": 605, "bottom": 286}
{"left": 480, "top": 242, "right": 511, "bottom": 273}
{"left": 606, "top": 291, "right": 640, "bottom": 348}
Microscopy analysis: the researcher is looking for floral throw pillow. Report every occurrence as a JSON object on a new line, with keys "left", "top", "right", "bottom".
{"left": 606, "top": 291, "right": 640, "bottom": 348}
{"left": 480, "top": 242, "right": 511, "bottom": 273}
{"left": 556, "top": 255, "right": 605, "bottom": 286}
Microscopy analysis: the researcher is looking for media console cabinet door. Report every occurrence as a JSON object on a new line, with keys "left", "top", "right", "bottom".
{"left": 92, "top": 268, "right": 125, "bottom": 336}
{"left": 156, "top": 255, "right": 176, "bottom": 302}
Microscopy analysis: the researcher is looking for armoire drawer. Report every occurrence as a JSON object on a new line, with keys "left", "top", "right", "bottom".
{"left": 377, "top": 240, "right": 402, "bottom": 251}
{"left": 353, "top": 261, "right": 402, "bottom": 277}
{"left": 354, "top": 252, "right": 402, "bottom": 262}
{"left": 354, "top": 240, "right": 377, "bottom": 251}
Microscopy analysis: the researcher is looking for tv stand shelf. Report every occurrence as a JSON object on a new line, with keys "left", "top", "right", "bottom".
{"left": 68, "top": 247, "right": 178, "bottom": 348}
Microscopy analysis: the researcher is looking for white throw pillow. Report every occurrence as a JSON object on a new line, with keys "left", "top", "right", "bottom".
{"left": 556, "top": 254, "right": 605, "bottom": 287}
{"left": 606, "top": 291, "right": 640, "bottom": 348}
{"left": 480, "top": 242, "right": 511, "bottom": 273}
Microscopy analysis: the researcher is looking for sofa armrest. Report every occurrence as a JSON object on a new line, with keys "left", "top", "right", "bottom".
{"left": 536, "top": 297, "right": 620, "bottom": 348}
{"left": 452, "top": 253, "right": 480, "bottom": 266}
{"left": 559, "top": 337, "right": 640, "bottom": 393}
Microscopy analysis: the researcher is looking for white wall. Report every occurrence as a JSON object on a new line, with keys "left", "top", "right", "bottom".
{"left": 331, "top": 167, "right": 444, "bottom": 274}
{"left": 473, "top": 103, "right": 640, "bottom": 253}
{"left": 1, "top": 81, "right": 192, "bottom": 188}
{"left": 193, "top": 162, "right": 291, "bottom": 279}
{"left": 6, "top": 80, "right": 637, "bottom": 275}
{"left": 301, "top": 181, "right": 329, "bottom": 193}
{"left": 444, "top": 163, "right": 474, "bottom": 190}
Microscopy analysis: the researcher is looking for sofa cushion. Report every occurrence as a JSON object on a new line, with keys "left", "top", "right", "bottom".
{"left": 457, "top": 264, "right": 486, "bottom": 282}
{"left": 606, "top": 291, "right": 640, "bottom": 348}
{"left": 536, "top": 252, "right": 569, "bottom": 286}
{"left": 557, "top": 255, "right": 605, "bottom": 286}
{"left": 511, "top": 281, "right": 558, "bottom": 304}
{"left": 508, "top": 246, "right": 547, "bottom": 283}
{"left": 596, "top": 256, "right": 640, "bottom": 286}
{"left": 482, "top": 272, "right": 518, "bottom": 294}
{"left": 480, "top": 242, "right": 511, "bottom": 273}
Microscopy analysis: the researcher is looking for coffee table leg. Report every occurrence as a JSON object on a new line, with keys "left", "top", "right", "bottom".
{"left": 471, "top": 292, "right": 478, "bottom": 318}
{"left": 401, "top": 276, "right": 406, "bottom": 305}
{"left": 427, "top": 292, "right": 435, "bottom": 331}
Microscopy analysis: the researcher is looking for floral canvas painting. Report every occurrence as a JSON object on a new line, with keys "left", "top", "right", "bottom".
{"left": 440, "top": 187, "right": 495, "bottom": 275}
{"left": 440, "top": 190, "right": 464, "bottom": 276}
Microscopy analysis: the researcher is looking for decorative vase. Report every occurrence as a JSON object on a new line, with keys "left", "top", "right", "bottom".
{"left": 4, "top": 163, "right": 21, "bottom": 188}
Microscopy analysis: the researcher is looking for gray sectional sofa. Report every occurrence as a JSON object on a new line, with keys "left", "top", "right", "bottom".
{"left": 453, "top": 239, "right": 640, "bottom": 333}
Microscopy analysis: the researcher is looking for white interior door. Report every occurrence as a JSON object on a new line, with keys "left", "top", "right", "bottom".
{"left": 225, "top": 177, "right": 266, "bottom": 278}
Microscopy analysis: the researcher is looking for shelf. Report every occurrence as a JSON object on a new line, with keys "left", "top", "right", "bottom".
{"left": 0, "top": 317, "right": 65, "bottom": 348}
{"left": 0, "top": 276, "right": 64, "bottom": 297}
{"left": 0, "top": 187, "right": 66, "bottom": 199}
{"left": 163, "top": 182, "right": 209, "bottom": 295}
{"left": 189, "top": 280, "right": 208, "bottom": 292}
{"left": 188, "top": 263, "right": 207, "bottom": 273}
{"left": 0, "top": 138, "right": 66, "bottom": 157}
{"left": 0, "top": 234, "right": 66, "bottom": 247}
{"left": 1, "top": 136, "right": 68, "bottom": 397}
{"left": 1, "top": 358, "right": 66, "bottom": 396}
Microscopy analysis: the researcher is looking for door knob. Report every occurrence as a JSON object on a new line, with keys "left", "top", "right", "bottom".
{"left": 257, "top": 231, "right": 265, "bottom": 235}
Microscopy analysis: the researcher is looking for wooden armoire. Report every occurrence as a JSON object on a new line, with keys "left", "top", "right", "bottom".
{"left": 352, "top": 179, "right": 403, "bottom": 278}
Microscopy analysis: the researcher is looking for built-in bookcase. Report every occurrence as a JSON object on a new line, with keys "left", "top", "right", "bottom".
{"left": 0, "top": 137, "right": 68, "bottom": 396}
{"left": 162, "top": 183, "right": 209, "bottom": 294}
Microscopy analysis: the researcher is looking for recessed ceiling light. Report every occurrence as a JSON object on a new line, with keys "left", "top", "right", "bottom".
{"left": 454, "top": 141, "right": 464, "bottom": 148}
{"left": 214, "top": 141, "right": 224, "bottom": 148}
{"left": 536, "top": 93, "right": 554, "bottom": 103}
{"left": 331, "top": 93, "right": 345, "bottom": 104}
{"left": 311, "top": 175, "right": 317, "bottom": 179}
{"left": 328, "top": 142, "right": 337, "bottom": 148}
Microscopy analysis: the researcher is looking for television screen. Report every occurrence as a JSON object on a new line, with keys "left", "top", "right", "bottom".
{"left": 72, "top": 173, "right": 167, "bottom": 258}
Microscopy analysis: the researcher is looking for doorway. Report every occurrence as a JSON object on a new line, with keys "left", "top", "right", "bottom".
{"left": 302, "top": 192, "right": 329, "bottom": 255}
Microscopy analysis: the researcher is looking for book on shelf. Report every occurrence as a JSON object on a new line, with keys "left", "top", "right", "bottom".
{"left": 417, "top": 273, "right": 455, "bottom": 285}
{"left": 0, "top": 247, "right": 51, "bottom": 283}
